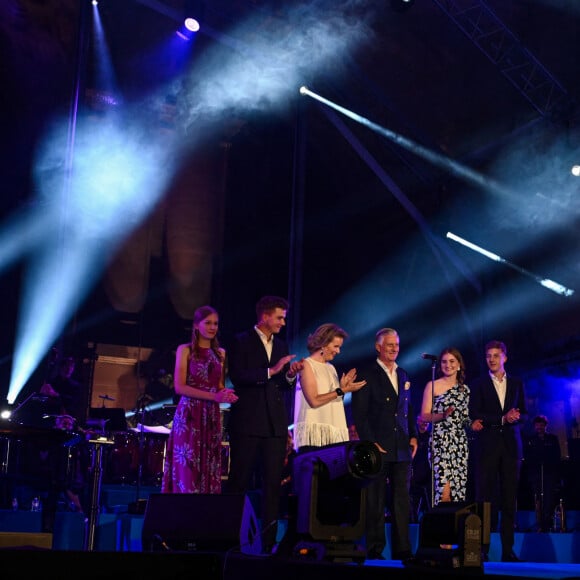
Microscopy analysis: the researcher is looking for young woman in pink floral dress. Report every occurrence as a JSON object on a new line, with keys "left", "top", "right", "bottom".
{"left": 162, "top": 305, "right": 238, "bottom": 493}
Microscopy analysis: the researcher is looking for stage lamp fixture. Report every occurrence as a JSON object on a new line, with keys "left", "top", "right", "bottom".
{"left": 280, "top": 441, "right": 382, "bottom": 562}
{"left": 176, "top": 16, "right": 200, "bottom": 41}
{"left": 184, "top": 17, "right": 200, "bottom": 32}
{"left": 298, "top": 439, "right": 382, "bottom": 480}
{"left": 390, "top": 0, "right": 415, "bottom": 12}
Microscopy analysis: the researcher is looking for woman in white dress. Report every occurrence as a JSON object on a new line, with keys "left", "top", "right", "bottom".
{"left": 293, "top": 323, "right": 366, "bottom": 452}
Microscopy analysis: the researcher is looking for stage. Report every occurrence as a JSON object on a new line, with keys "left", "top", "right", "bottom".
{"left": 0, "top": 549, "right": 579, "bottom": 580}
{"left": 1, "top": 483, "right": 578, "bottom": 579}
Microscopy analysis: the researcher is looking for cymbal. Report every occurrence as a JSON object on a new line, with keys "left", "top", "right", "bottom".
{"left": 98, "top": 394, "right": 115, "bottom": 401}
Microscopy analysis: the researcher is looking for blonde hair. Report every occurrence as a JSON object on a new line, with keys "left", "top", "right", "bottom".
{"left": 306, "top": 323, "right": 348, "bottom": 354}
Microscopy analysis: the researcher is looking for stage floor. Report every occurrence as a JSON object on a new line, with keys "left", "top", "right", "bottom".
{"left": 0, "top": 505, "right": 579, "bottom": 563}
{"left": 1, "top": 484, "right": 579, "bottom": 577}
{"left": 1, "top": 550, "right": 578, "bottom": 580}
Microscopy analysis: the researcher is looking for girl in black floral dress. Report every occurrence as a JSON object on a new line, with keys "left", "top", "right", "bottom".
{"left": 420, "top": 347, "right": 480, "bottom": 504}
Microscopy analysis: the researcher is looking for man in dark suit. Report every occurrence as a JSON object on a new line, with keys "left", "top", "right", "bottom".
{"left": 225, "top": 296, "right": 303, "bottom": 553}
{"left": 469, "top": 340, "right": 527, "bottom": 562}
{"left": 351, "top": 328, "right": 418, "bottom": 561}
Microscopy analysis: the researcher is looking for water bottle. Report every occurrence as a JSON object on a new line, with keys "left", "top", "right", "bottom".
{"left": 31, "top": 497, "right": 41, "bottom": 512}
{"left": 552, "top": 498, "right": 565, "bottom": 532}
{"left": 11, "top": 497, "right": 18, "bottom": 511}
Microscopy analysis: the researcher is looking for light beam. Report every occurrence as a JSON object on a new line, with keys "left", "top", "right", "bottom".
{"left": 446, "top": 231, "right": 574, "bottom": 297}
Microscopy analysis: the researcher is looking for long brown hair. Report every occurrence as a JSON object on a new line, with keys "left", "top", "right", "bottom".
{"left": 437, "top": 346, "right": 466, "bottom": 386}
{"left": 191, "top": 305, "right": 222, "bottom": 361}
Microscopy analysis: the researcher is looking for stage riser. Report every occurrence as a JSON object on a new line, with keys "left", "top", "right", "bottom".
{"left": 1, "top": 550, "right": 223, "bottom": 580}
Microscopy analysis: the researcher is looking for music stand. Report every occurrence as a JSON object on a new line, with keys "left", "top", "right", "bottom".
{"left": 88, "top": 408, "right": 127, "bottom": 432}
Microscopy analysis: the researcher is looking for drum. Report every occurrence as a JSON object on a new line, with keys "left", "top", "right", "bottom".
{"left": 142, "top": 433, "right": 168, "bottom": 486}
{"left": 105, "top": 431, "right": 139, "bottom": 484}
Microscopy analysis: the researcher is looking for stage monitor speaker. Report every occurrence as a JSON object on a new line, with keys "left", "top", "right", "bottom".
{"left": 419, "top": 502, "right": 490, "bottom": 548}
{"left": 142, "top": 493, "right": 262, "bottom": 555}
{"left": 415, "top": 502, "right": 485, "bottom": 569}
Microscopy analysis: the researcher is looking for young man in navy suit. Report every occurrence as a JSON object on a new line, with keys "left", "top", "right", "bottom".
{"left": 226, "top": 295, "right": 303, "bottom": 553}
{"left": 469, "top": 340, "right": 527, "bottom": 562}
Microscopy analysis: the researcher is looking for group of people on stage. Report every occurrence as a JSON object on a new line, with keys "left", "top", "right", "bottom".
{"left": 24, "top": 293, "right": 562, "bottom": 562}
{"left": 155, "top": 293, "right": 546, "bottom": 563}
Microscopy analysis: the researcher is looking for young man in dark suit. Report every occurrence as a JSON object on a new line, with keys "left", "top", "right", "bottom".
{"left": 469, "top": 339, "right": 528, "bottom": 562}
{"left": 352, "top": 328, "right": 418, "bottom": 561}
{"left": 225, "top": 296, "right": 302, "bottom": 553}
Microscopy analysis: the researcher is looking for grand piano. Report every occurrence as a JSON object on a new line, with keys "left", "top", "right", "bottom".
{"left": 0, "top": 412, "right": 86, "bottom": 515}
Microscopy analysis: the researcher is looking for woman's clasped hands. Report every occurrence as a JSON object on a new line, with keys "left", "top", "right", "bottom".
{"left": 216, "top": 388, "right": 239, "bottom": 404}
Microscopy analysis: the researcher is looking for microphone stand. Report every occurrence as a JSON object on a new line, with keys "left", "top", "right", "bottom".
{"left": 129, "top": 397, "right": 151, "bottom": 513}
{"left": 428, "top": 358, "right": 437, "bottom": 508}
{"left": 538, "top": 463, "right": 545, "bottom": 531}
{"left": 136, "top": 402, "right": 146, "bottom": 501}
{"left": 84, "top": 435, "right": 114, "bottom": 551}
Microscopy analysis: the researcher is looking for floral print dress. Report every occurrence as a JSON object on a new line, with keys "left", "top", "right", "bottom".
{"left": 161, "top": 346, "right": 223, "bottom": 494}
{"left": 429, "top": 383, "right": 471, "bottom": 504}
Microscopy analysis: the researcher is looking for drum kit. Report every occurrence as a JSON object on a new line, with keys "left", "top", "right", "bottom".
{"left": 101, "top": 402, "right": 231, "bottom": 485}
{"left": 105, "top": 426, "right": 170, "bottom": 486}
{"left": 96, "top": 395, "right": 175, "bottom": 487}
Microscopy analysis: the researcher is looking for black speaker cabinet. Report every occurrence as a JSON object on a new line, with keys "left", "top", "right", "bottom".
{"left": 142, "top": 493, "right": 262, "bottom": 555}
{"left": 415, "top": 502, "right": 485, "bottom": 569}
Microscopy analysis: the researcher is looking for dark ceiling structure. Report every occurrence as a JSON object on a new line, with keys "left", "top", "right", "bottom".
{"left": 1, "top": 1, "right": 580, "bottom": 413}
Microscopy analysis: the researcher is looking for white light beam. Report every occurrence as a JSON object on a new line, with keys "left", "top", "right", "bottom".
{"left": 446, "top": 232, "right": 574, "bottom": 297}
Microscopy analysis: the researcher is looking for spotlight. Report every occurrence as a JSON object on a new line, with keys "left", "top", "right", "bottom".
{"left": 390, "top": 0, "right": 415, "bottom": 12}
{"left": 571, "top": 165, "right": 580, "bottom": 177}
{"left": 184, "top": 17, "right": 200, "bottom": 32}
{"left": 277, "top": 441, "right": 382, "bottom": 562}
{"left": 176, "top": 16, "right": 200, "bottom": 41}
